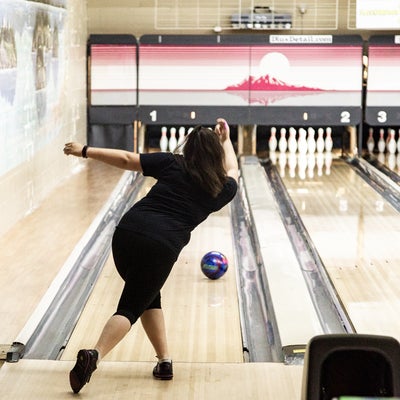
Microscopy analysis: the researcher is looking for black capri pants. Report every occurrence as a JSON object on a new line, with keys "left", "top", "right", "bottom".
{"left": 111, "top": 227, "right": 178, "bottom": 325}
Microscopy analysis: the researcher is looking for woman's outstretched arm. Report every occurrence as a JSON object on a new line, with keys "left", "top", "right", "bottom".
{"left": 63, "top": 143, "right": 142, "bottom": 172}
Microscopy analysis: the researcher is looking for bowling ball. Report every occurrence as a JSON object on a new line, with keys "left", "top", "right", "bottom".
{"left": 200, "top": 251, "right": 228, "bottom": 280}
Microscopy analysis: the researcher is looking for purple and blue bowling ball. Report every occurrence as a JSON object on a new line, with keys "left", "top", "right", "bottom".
{"left": 200, "top": 251, "right": 228, "bottom": 280}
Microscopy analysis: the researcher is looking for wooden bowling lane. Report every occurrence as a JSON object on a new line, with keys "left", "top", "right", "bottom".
{"left": 280, "top": 154, "right": 400, "bottom": 342}
{"left": 0, "top": 161, "right": 303, "bottom": 399}
{"left": 0, "top": 359, "right": 303, "bottom": 400}
{"left": 0, "top": 161, "right": 124, "bottom": 348}
{"left": 240, "top": 156, "right": 324, "bottom": 357}
{"left": 363, "top": 152, "right": 400, "bottom": 186}
{"left": 61, "top": 176, "right": 243, "bottom": 363}
{"left": 4, "top": 149, "right": 365, "bottom": 398}
{"left": 375, "top": 152, "right": 400, "bottom": 174}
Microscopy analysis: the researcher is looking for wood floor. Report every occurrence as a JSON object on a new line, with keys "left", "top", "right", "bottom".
{"left": 1, "top": 159, "right": 299, "bottom": 399}
{"left": 1, "top": 153, "right": 399, "bottom": 399}
{"left": 0, "top": 161, "right": 124, "bottom": 346}
{"left": 0, "top": 359, "right": 303, "bottom": 400}
{"left": 281, "top": 156, "right": 400, "bottom": 342}
{"left": 60, "top": 179, "right": 244, "bottom": 363}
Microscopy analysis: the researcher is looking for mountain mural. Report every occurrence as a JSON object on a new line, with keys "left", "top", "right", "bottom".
{"left": 225, "top": 74, "right": 324, "bottom": 92}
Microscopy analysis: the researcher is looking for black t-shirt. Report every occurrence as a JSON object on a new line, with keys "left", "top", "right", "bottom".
{"left": 117, "top": 152, "right": 237, "bottom": 256}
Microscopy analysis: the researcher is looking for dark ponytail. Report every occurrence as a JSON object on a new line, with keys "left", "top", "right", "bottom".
{"left": 182, "top": 126, "right": 227, "bottom": 197}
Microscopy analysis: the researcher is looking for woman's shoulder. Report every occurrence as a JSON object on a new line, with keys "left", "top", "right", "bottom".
{"left": 141, "top": 151, "right": 175, "bottom": 161}
{"left": 140, "top": 152, "right": 179, "bottom": 177}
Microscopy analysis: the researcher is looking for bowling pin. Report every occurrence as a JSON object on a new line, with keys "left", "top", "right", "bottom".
{"left": 325, "top": 127, "right": 333, "bottom": 152}
{"left": 307, "top": 127, "right": 316, "bottom": 154}
{"left": 177, "top": 126, "right": 186, "bottom": 153}
{"left": 169, "top": 127, "right": 177, "bottom": 152}
{"left": 316, "top": 153, "right": 324, "bottom": 176}
{"left": 387, "top": 129, "right": 396, "bottom": 154}
{"left": 279, "top": 152, "right": 287, "bottom": 178}
{"left": 397, "top": 153, "right": 400, "bottom": 173}
{"left": 298, "top": 153, "right": 307, "bottom": 179}
{"left": 160, "top": 126, "right": 168, "bottom": 152}
{"left": 288, "top": 153, "right": 297, "bottom": 178}
{"left": 388, "top": 153, "right": 396, "bottom": 170}
{"left": 298, "top": 128, "right": 308, "bottom": 155}
{"left": 377, "top": 129, "right": 385, "bottom": 153}
{"left": 269, "top": 127, "right": 278, "bottom": 152}
{"left": 269, "top": 150, "right": 277, "bottom": 165}
{"left": 325, "top": 151, "right": 332, "bottom": 175}
{"left": 288, "top": 127, "right": 297, "bottom": 153}
{"left": 278, "top": 128, "right": 287, "bottom": 153}
{"left": 316, "top": 128, "right": 325, "bottom": 153}
{"left": 307, "top": 153, "right": 315, "bottom": 179}
{"left": 366, "top": 128, "right": 375, "bottom": 154}
{"left": 397, "top": 129, "right": 400, "bottom": 153}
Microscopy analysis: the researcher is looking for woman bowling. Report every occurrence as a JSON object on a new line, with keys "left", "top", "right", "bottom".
{"left": 63, "top": 118, "right": 238, "bottom": 393}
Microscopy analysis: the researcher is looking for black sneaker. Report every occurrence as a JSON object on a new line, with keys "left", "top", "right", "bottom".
{"left": 69, "top": 349, "right": 98, "bottom": 393}
{"left": 153, "top": 360, "right": 173, "bottom": 380}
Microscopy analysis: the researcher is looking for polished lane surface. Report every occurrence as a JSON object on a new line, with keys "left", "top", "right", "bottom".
{"left": 280, "top": 153, "right": 400, "bottom": 342}
{"left": 0, "top": 159, "right": 303, "bottom": 400}
{"left": 61, "top": 176, "right": 243, "bottom": 363}
{"left": 0, "top": 161, "right": 124, "bottom": 347}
